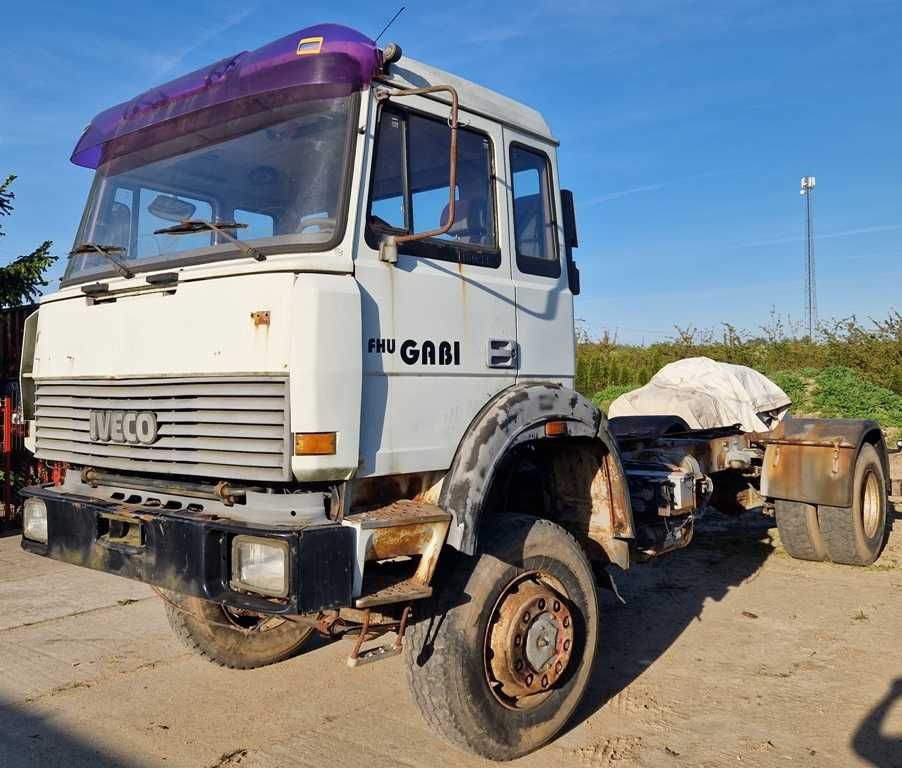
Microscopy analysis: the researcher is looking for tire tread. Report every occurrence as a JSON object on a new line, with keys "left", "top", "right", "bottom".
{"left": 775, "top": 500, "right": 825, "bottom": 562}
{"left": 403, "top": 515, "right": 597, "bottom": 760}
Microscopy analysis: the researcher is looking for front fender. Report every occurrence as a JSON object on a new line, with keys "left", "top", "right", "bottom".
{"left": 439, "top": 382, "right": 633, "bottom": 558}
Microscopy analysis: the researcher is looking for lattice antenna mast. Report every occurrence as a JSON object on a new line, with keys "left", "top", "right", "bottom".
{"left": 800, "top": 176, "right": 817, "bottom": 339}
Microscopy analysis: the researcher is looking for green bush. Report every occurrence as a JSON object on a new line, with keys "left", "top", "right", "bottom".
{"left": 591, "top": 385, "right": 636, "bottom": 412}
{"left": 770, "top": 370, "right": 809, "bottom": 412}
{"left": 811, "top": 367, "right": 902, "bottom": 426}
{"left": 575, "top": 312, "right": 902, "bottom": 427}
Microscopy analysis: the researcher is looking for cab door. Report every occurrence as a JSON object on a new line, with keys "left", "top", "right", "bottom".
{"left": 502, "top": 130, "right": 576, "bottom": 388}
{"left": 354, "top": 92, "right": 517, "bottom": 477}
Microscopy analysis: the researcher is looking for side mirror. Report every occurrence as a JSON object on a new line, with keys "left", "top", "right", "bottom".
{"left": 375, "top": 85, "right": 460, "bottom": 264}
{"left": 560, "top": 189, "right": 580, "bottom": 295}
{"left": 561, "top": 189, "right": 579, "bottom": 248}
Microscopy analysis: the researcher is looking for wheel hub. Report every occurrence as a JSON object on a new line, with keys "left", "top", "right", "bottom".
{"left": 486, "top": 575, "right": 574, "bottom": 704}
{"left": 862, "top": 470, "right": 882, "bottom": 539}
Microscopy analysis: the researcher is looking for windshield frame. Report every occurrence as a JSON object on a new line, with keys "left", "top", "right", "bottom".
{"left": 61, "top": 91, "right": 362, "bottom": 288}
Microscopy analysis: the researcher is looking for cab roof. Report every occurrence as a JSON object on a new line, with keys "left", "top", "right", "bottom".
{"left": 379, "top": 57, "right": 555, "bottom": 143}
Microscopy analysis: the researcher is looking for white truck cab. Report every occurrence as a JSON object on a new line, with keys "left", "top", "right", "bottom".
{"left": 18, "top": 23, "right": 889, "bottom": 761}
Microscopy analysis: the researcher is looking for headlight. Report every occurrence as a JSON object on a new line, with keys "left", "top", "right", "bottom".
{"left": 230, "top": 536, "right": 289, "bottom": 597}
{"left": 23, "top": 498, "right": 48, "bottom": 543}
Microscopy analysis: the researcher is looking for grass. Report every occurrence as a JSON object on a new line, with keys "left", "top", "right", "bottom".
{"left": 577, "top": 312, "right": 902, "bottom": 428}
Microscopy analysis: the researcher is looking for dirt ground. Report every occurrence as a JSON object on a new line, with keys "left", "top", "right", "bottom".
{"left": 0, "top": 500, "right": 899, "bottom": 768}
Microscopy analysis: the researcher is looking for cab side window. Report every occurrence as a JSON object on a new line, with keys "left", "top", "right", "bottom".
{"left": 367, "top": 106, "right": 499, "bottom": 266}
{"left": 510, "top": 145, "right": 560, "bottom": 278}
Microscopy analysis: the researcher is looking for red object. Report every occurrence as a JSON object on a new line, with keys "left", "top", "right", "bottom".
{"left": 2, "top": 396, "right": 15, "bottom": 517}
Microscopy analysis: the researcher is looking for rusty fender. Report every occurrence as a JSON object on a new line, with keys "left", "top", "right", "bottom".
{"left": 439, "top": 383, "right": 634, "bottom": 568}
{"left": 759, "top": 418, "right": 887, "bottom": 507}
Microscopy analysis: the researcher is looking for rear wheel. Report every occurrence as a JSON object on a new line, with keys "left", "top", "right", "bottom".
{"left": 819, "top": 444, "right": 888, "bottom": 566}
{"left": 161, "top": 590, "right": 314, "bottom": 669}
{"left": 403, "top": 514, "right": 598, "bottom": 761}
{"left": 775, "top": 499, "right": 826, "bottom": 561}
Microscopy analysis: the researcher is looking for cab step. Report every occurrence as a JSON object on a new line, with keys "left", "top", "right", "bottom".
{"left": 344, "top": 499, "right": 451, "bottom": 529}
{"left": 343, "top": 500, "right": 451, "bottom": 608}
{"left": 356, "top": 577, "right": 432, "bottom": 608}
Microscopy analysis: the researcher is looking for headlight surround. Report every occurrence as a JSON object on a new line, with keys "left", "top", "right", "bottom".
{"left": 230, "top": 536, "right": 289, "bottom": 597}
{"left": 23, "top": 497, "right": 48, "bottom": 543}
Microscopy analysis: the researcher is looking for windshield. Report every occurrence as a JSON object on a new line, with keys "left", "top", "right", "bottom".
{"left": 65, "top": 93, "right": 357, "bottom": 284}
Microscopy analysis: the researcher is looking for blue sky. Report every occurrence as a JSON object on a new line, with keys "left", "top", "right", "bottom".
{"left": 2, "top": 0, "right": 900, "bottom": 343}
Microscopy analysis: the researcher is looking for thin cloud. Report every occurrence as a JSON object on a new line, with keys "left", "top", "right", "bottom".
{"left": 583, "top": 169, "right": 740, "bottom": 206}
{"left": 730, "top": 223, "right": 902, "bottom": 249}
{"left": 584, "top": 183, "right": 666, "bottom": 205}
{"left": 152, "top": 6, "right": 258, "bottom": 77}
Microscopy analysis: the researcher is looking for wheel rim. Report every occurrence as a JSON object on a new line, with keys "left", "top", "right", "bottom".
{"left": 861, "top": 470, "right": 882, "bottom": 539}
{"left": 484, "top": 571, "right": 575, "bottom": 710}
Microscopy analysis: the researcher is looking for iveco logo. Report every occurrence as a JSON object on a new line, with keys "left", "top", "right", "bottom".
{"left": 89, "top": 410, "right": 159, "bottom": 445}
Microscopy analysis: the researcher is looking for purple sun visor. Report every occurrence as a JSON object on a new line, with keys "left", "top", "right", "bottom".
{"left": 71, "top": 24, "right": 380, "bottom": 169}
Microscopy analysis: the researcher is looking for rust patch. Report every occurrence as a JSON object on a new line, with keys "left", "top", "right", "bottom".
{"left": 251, "top": 310, "right": 270, "bottom": 327}
{"left": 764, "top": 442, "right": 855, "bottom": 507}
{"left": 369, "top": 523, "right": 433, "bottom": 560}
{"left": 351, "top": 471, "right": 446, "bottom": 509}
{"left": 347, "top": 500, "right": 451, "bottom": 589}
{"left": 546, "top": 443, "right": 631, "bottom": 568}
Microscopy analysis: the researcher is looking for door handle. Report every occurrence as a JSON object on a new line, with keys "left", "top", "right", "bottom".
{"left": 487, "top": 338, "right": 518, "bottom": 369}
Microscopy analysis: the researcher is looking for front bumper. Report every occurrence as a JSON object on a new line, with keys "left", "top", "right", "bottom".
{"left": 20, "top": 485, "right": 355, "bottom": 615}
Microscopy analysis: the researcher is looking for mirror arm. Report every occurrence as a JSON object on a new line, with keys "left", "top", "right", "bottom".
{"left": 375, "top": 85, "right": 460, "bottom": 263}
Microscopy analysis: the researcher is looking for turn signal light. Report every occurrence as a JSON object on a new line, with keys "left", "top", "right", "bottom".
{"left": 294, "top": 432, "right": 337, "bottom": 455}
{"left": 544, "top": 421, "right": 568, "bottom": 437}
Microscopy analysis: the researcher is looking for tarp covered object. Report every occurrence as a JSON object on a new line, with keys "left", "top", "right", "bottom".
{"left": 608, "top": 357, "right": 791, "bottom": 432}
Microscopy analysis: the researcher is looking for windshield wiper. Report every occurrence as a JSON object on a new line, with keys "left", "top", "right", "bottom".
{"left": 69, "top": 242, "right": 135, "bottom": 279}
{"left": 153, "top": 219, "right": 265, "bottom": 262}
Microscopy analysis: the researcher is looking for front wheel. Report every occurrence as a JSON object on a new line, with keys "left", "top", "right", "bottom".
{"left": 161, "top": 590, "right": 314, "bottom": 669}
{"left": 403, "top": 515, "right": 599, "bottom": 761}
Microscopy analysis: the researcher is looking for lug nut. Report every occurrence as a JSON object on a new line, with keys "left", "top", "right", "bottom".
{"left": 538, "top": 598, "right": 546, "bottom": 610}
{"left": 525, "top": 674, "right": 534, "bottom": 686}
{"left": 563, "top": 639, "right": 571, "bottom": 651}
{"left": 553, "top": 600, "right": 561, "bottom": 611}
{"left": 563, "top": 616, "right": 570, "bottom": 628}
{"left": 515, "top": 659, "right": 524, "bottom": 671}
{"left": 522, "top": 611, "right": 530, "bottom": 624}
{"left": 555, "top": 661, "right": 563, "bottom": 673}
{"left": 514, "top": 634, "right": 522, "bottom": 646}
{"left": 541, "top": 675, "right": 549, "bottom": 688}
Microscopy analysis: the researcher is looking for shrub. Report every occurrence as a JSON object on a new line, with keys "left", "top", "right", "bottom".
{"left": 811, "top": 367, "right": 902, "bottom": 427}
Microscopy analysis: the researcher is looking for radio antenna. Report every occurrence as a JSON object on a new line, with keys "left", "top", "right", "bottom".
{"left": 374, "top": 6, "right": 406, "bottom": 44}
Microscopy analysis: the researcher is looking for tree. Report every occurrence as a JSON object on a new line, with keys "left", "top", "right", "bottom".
{"left": 0, "top": 174, "right": 56, "bottom": 307}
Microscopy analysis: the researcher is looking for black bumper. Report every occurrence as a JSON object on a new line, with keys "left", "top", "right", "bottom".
{"left": 20, "top": 485, "right": 355, "bottom": 615}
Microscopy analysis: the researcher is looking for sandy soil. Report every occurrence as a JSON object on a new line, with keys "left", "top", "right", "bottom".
{"left": 0, "top": 501, "right": 899, "bottom": 768}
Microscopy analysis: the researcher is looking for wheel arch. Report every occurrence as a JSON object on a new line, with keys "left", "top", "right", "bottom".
{"left": 439, "top": 383, "right": 634, "bottom": 568}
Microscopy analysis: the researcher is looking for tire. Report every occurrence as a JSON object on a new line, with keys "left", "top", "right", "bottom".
{"left": 403, "top": 514, "right": 599, "bottom": 761}
{"left": 775, "top": 499, "right": 826, "bottom": 561}
{"left": 162, "top": 590, "right": 314, "bottom": 669}
{"left": 818, "top": 444, "right": 888, "bottom": 566}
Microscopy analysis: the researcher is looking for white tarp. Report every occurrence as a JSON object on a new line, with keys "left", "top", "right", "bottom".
{"left": 608, "top": 357, "right": 791, "bottom": 432}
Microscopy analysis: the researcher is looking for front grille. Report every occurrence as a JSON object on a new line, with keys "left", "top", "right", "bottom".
{"left": 33, "top": 377, "right": 291, "bottom": 482}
